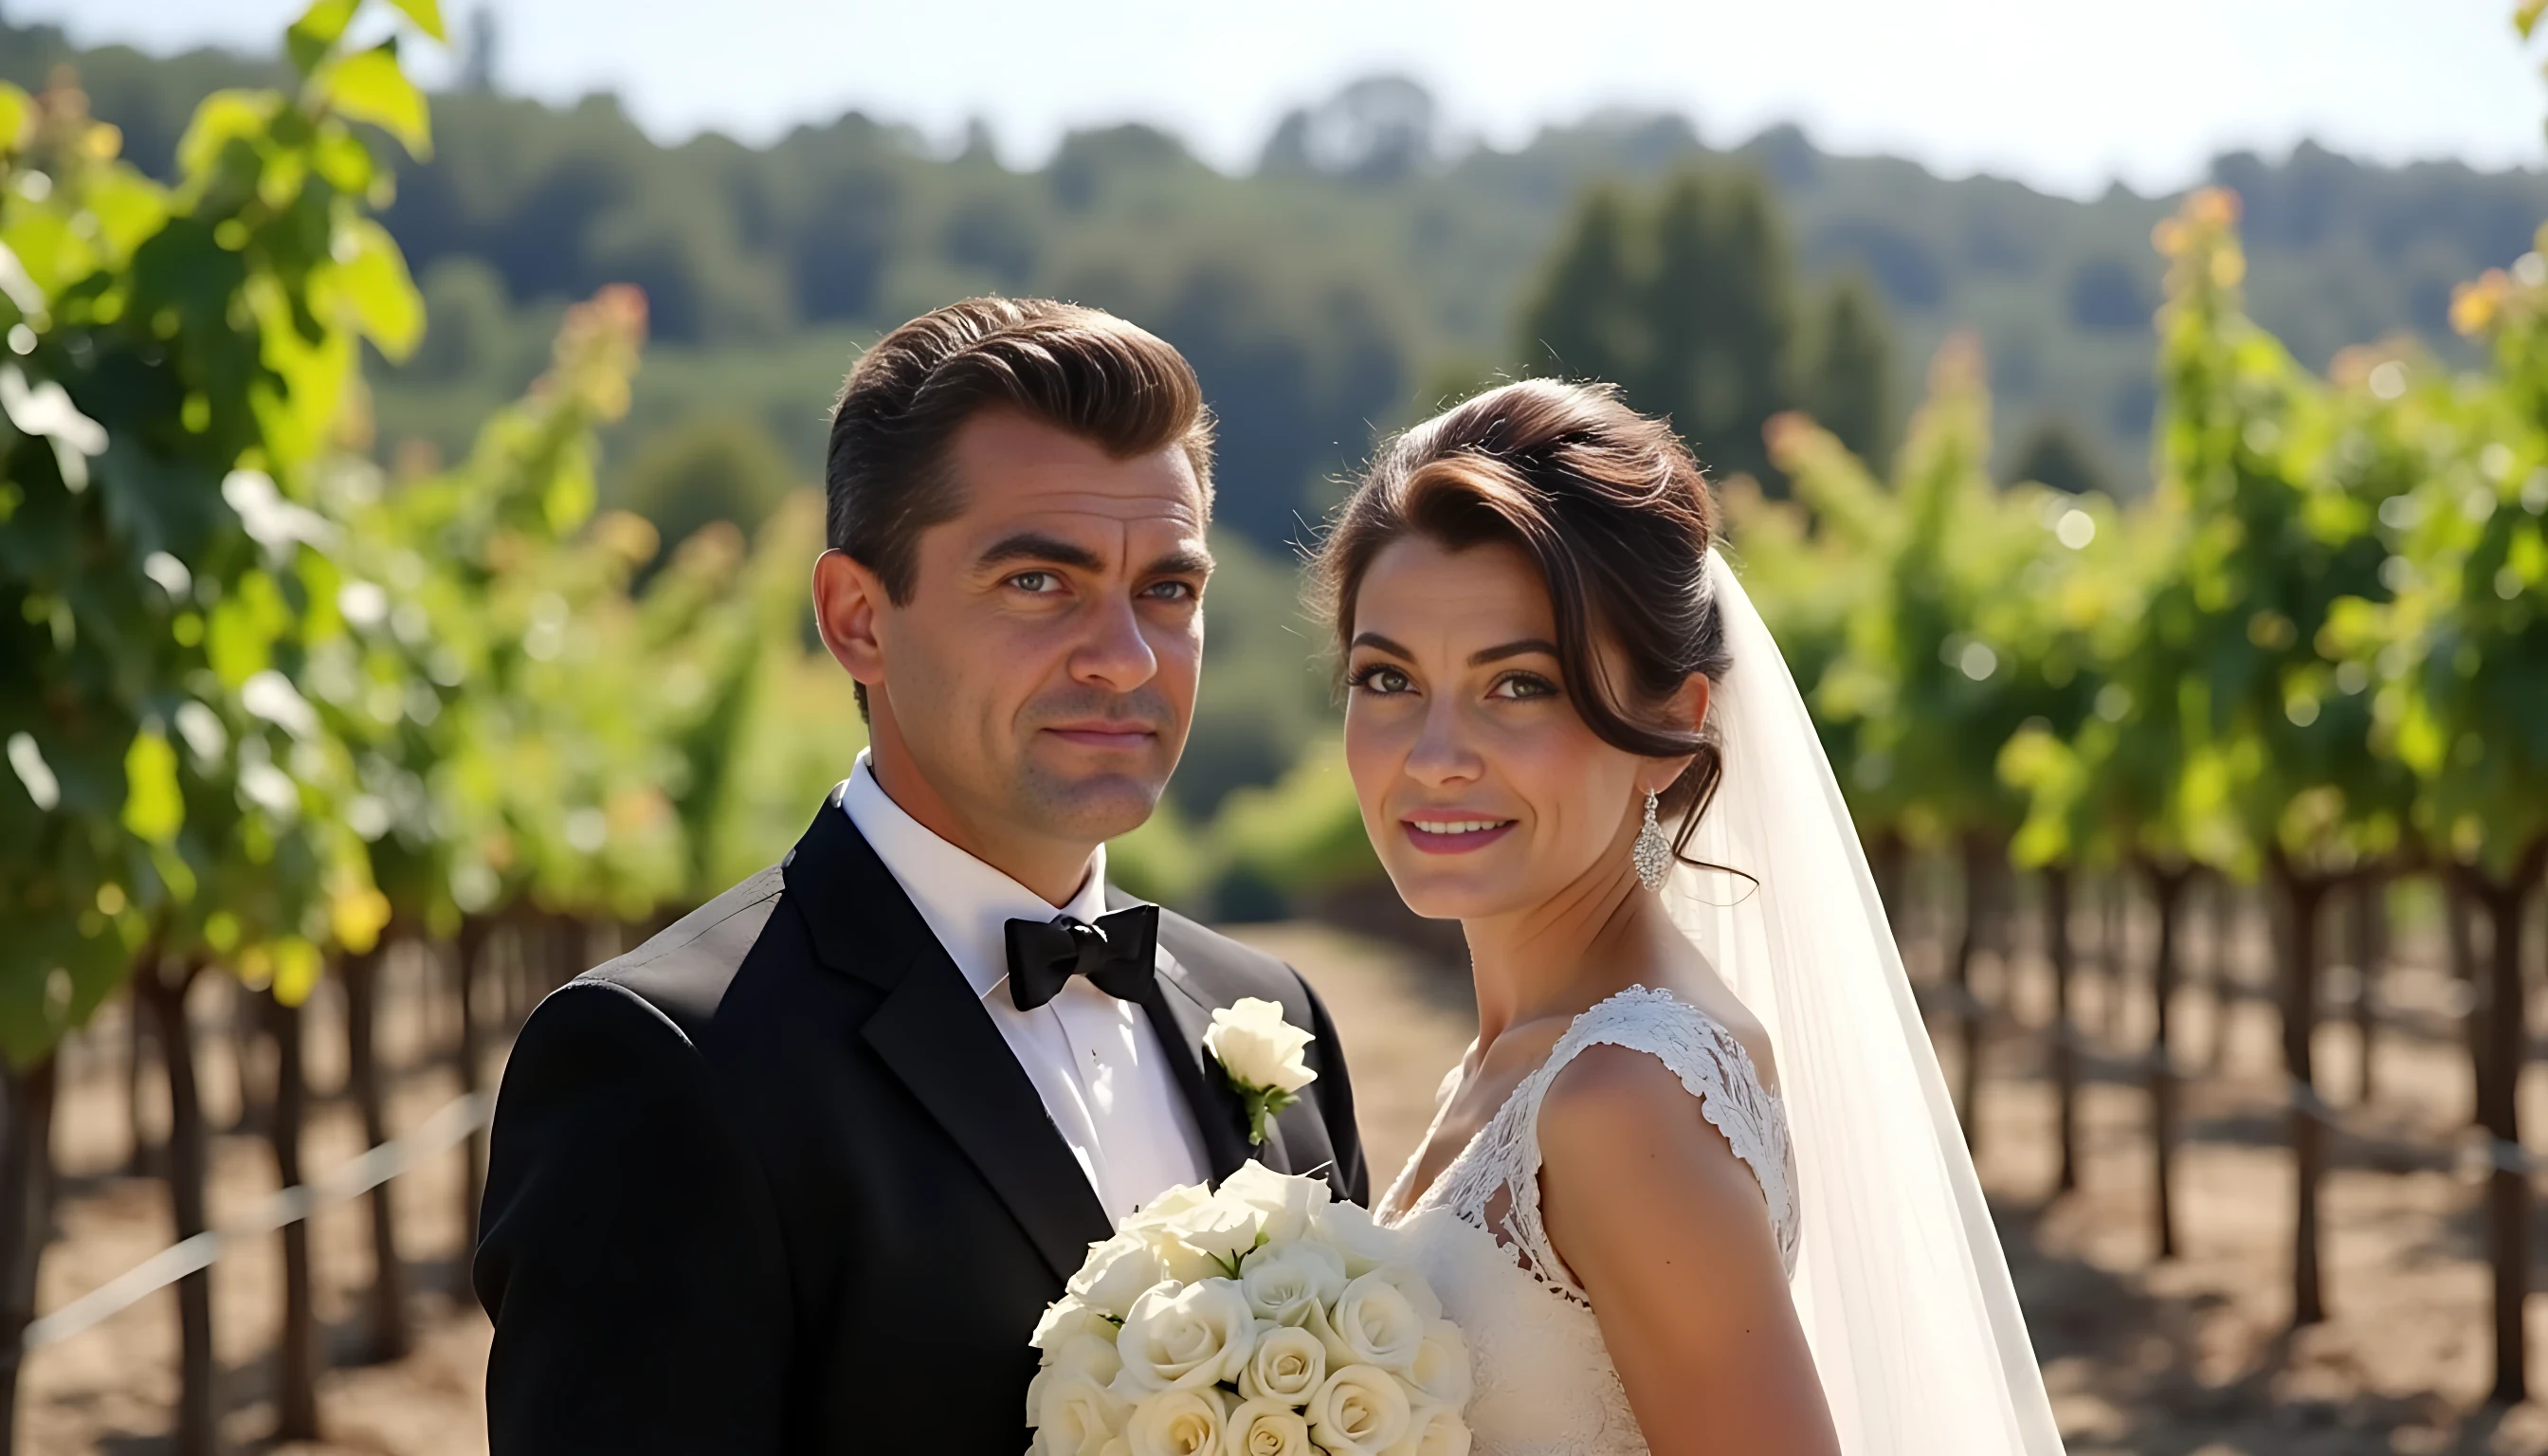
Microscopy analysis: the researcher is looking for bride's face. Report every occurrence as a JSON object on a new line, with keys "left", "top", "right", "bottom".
{"left": 1342, "top": 536, "right": 1650, "bottom": 920}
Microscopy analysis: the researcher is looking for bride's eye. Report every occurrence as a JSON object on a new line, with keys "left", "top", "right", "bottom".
{"left": 1347, "top": 664, "right": 1413, "bottom": 696}
{"left": 1488, "top": 672, "right": 1557, "bottom": 701}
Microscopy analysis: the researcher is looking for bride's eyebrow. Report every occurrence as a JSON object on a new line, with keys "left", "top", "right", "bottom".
{"left": 1348, "top": 630, "right": 1413, "bottom": 658}
{"left": 1469, "top": 639, "right": 1559, "bottom": 666}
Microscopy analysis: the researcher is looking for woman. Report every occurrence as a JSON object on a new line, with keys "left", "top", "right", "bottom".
{"left": 1319, "top": 380, "right": 2064, "bottom": 1455}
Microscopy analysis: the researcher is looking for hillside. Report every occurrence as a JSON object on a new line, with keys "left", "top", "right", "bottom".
{"left": 16, "top": 18, "right": 2544, "bottom": 548}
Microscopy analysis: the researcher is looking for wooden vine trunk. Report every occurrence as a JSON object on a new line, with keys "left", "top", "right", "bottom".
{"left": 455, "top": 918, "right": 491, "bottom": 1283}
{"left": 136, "top": 962, "right": 215, "bottom": 1456}
{"left": 2273, "top": 868, "right": 2331, "bottom": 1329}
{"left": 2142, "top": 865, "right": 2189, "bottom": 1262}
{"left": 2045, "top": 865, "right": 2079, "bottom": 1194}
{"left": 1952, "top": 838, "right": 1992, "bottom": 1152}
{"left": 2348, "top": 879, "right": 2387, "bottom": 1106}
{"left": 340, "top": 943, "right": 410, "bottom": 1362}
{"left": 264, "top": 992, "right": 319, "bottom": 1440}
{"left": 2466, "top": 850, "right": 2545, "bottom": 1406}
{"left": 2447, "top": 881, "right": 2487, "bottom": 1123}
{"left": 0, "top": 1055, "right": 58, "bottom": 1456}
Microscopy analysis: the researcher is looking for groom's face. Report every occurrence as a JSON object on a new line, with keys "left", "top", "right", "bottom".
{"left": 828, "top": 408, "right": 1212, "bottom": 857}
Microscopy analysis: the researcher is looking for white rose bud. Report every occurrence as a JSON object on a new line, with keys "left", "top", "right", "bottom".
{"left": 1225, "top": 1396, "right": 1316, "bottom": 1456}
{"left": 1112, "top": 1279, "right": 1258, "bottom": 1394}
{"left": 1327, "top": 1269, "right": 1428, "bottom": 1374}
{"left": 1219, "top": 1161, "right": 1331, "bottom": 1247}
{"left": 1384, "top": 1402, "right": 1473, "bottom": 1456}
{"left": 1121, "top": 1386, "right": 1228, "bottom": 1456}
{"left": 1403, "top": 1319, "right": 1471, "bottom": 1410}
{"left": 1070, "top": 1232, "right": 1168, "bottom": 1320}
{"left": 1306, "top": 1364, "right": 1412, "bottom": 1456}
{"left": 1030, "top": 1374, "right": 1128, "bottom": 1456}
{"left": 1205, "top": 998, "right": 1317, "bottom": 1094}
{"left": 1237, "top": 1242, "right": 1346, "bottom": 1326}
{"left": 1237, "top": 1321, "right": 1328, "bottom": 1408}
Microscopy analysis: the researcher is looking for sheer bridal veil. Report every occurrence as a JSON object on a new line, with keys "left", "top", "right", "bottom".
{"left": 1669, "top": 550, "right": 2066, "bottom": 1454}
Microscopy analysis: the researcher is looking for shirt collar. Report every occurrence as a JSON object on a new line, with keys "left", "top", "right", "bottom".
{"left": 837, "top": 750, "right": 1111, "bottom": 1004}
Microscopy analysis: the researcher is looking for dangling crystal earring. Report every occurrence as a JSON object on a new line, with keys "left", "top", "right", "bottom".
{"left": 1632, "top": 789, "right": 1670, "bottom": 892}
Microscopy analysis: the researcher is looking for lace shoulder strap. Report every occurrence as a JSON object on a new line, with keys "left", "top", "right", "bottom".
{"left": 1502, "top": 986, "right": 1802, "bottom": 1293}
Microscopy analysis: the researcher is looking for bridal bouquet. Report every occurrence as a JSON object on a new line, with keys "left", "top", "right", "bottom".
{"left": 1028, "top": 1162, "right": 1472, "bottom": 1456}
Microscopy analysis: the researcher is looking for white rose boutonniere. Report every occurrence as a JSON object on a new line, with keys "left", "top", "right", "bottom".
{"left": 1203, "top": 997, "right": 1318, "bottom": 1147}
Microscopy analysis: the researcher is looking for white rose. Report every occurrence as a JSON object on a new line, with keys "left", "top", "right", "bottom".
{"left": 1030, "top": 1374, "right": 1128, "bottom": 1456}
{"left": 1161, "top": 1195, "right": 1265, "bottom": 1269}
{"left": 1204, "top": 998, "right": 1318, "bottom": 1094}
{"left": 1032, "top": 1330, "right": 1124, "bottom": 1397}
{"left": 1326, "top": 1269, "right": 1429, "bottom": 1374}
{"left": 1237, "top": 1321, "right": 1327, "bottom": 1407}
{"left": 1124, "top": 1181, "right": 1215, "bottom": 1232}
{"left": 1034, "top": 1297, "right": 1109, "bottom": 1353}
{"left": 1070, "top": 1232, "right": 1169, "bottom": 1320}
{"left": 1219, "top": 1161, "right": 1331, "bottom": 1247}
{"left": 1121, "top": 1386, "right": 1228, "bottom": 1456}
{"left": 1112, "top": 1279, "right": 1257, "bottom": 1394}
{"left": 1138, "top": 1227, "right": 1228, "bottom": 1286}
{"left": 1308, "top": 1199, "right": 1405, "bottom": 1278}
{"left": 1306, "top": 1364, "right": 1412, "bottom": 1456}
{"left": 1403, "top": 1320, "right": 1470, "bottom": 1410}
{"left": 1224, "top": 1396, "right": 1316, "bottom": 1456}
{"left": 1362, "top": 1264, "right": 1443, "bottom": 1324}
{"left": 1385, "top": 1403, "right": 1473, "bottom": 1456}
{"left": 1236, "top": 1242, "right": 1346, "bottom": 1325}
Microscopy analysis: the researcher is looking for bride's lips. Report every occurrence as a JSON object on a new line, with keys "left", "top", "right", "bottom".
{"left": 1041, "top": 721, "right": 1159, "bottom": 752}
{"left": 1402, "top": 814, "right": 1519, "bottom": 855}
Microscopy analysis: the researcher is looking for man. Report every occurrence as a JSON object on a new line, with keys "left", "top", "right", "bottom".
{"left": 473, "top": 299, "right": 1368, "bottom": 1452}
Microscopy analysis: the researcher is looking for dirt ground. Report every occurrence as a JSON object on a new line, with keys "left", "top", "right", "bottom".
{"left": 20, "top": 907, "right": 2548, "bottom": 1453}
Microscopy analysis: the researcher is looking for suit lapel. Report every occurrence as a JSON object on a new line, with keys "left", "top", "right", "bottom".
{"left": 785, "top": 797, "right": 1112, "bottom": 1283}
{"left": 1139, "top": 964, "right": 1272, "bottom": 1183}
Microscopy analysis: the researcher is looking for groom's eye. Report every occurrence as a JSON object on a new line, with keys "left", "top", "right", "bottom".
{"left": 1007, "top": 571, "right": 1059, "bottom": 593}
{"left": 1139, "top": 579, "right": 1198, "bottom": 602}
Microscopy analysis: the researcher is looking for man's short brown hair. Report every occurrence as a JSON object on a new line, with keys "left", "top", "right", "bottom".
{"left": 825, "top": 298, "right": 1216, "bottom": 604}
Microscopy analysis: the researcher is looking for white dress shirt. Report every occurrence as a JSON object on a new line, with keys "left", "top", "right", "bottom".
{"left": 838, "top": 753, "right": 1210, "bottom": 1217}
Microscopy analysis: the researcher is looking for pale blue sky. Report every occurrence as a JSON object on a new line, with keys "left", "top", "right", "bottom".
{"left": 24, "top": 0, "right": 2548, "bottom": 197}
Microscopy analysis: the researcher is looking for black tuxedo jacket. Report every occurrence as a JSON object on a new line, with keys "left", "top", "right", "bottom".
{"left": 473, "top": 795, "right": 1369, "bottom": 1454}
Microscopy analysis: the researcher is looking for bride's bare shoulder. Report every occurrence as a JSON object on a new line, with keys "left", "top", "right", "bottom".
{"left": 1533, "top": 1038, "right": 1788, "bottom": 1268}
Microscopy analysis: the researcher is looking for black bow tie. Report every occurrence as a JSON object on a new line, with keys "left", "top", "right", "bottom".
{"left": 1003, "top": 904, "right": 1159, "bottom": 1012}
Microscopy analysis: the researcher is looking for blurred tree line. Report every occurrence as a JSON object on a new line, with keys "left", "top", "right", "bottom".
{"left": 17, "top": 12, "right": 2543, "bottom": 536}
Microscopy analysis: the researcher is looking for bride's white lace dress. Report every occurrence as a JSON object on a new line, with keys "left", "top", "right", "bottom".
{"left": 1374, "top": 985, "right": 1801, "bottom": 1456}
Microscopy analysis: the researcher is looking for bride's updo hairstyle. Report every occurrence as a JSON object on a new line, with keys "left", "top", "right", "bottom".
{"left": 1312, "top": 378, "right": 1732, "bottom": 859}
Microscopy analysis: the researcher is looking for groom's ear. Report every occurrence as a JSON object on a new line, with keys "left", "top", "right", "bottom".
{"left": 812, "top": 548, "right": 890, "bottom": 719}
